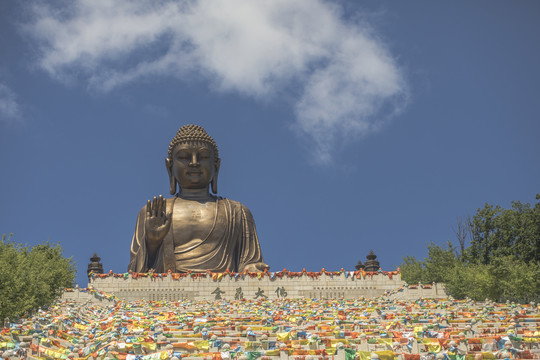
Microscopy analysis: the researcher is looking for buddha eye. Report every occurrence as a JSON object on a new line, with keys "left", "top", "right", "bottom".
{"left": 199, "top": 151, "right": 210, "bottom": 159}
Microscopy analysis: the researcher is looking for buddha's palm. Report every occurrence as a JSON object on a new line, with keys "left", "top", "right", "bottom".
{"left": 145, "top": 195, "right": 171, "bottom": 247}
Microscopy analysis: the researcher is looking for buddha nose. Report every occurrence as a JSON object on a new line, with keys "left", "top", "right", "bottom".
{"left": 189, "top": 153, "right": 199, "bottom": 167}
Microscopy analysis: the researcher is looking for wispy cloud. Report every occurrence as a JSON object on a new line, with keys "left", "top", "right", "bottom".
{"left": 25, "top": 0, "right": 407, "bottom": 161}
{"left": 0, "top": 83, "right": 21, "bottom": 124}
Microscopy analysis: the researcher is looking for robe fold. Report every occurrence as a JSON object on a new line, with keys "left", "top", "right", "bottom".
{"left": 128, "top": 197, "right": 266, "bottom": 273}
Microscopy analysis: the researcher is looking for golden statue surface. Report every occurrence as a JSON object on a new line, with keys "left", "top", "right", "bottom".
{"left": 128, "top": 125, "right": 269, "bottom": 273}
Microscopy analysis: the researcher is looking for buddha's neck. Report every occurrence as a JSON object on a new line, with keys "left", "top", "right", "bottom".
{"left": 178, "top": 188, "right": 214, "bottom": 201}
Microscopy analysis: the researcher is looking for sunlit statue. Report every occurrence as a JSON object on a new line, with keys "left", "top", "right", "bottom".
{"left": 128, "top": 125, "right": 269, "bottom": 273}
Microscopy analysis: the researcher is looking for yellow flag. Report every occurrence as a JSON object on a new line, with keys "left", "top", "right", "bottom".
{"left": 374, "top": 350, "right": 396, "bottom": 360}
{"left": 357, "top": 351, "right": 371, "bottom": 360}
{"left": 421, "top": 339, "right": 441, "bottom": 353}
{"left": 194, "top": 340, "right": 209, "bottom": 351}
{"left": 143, "top": 342, "right": 157, "bottom": 351}
{"left": 277, "top": 332, "right": 290, "bottom": 341}
{"left": 377, "top": 339, "right": 393, "bottom": 346}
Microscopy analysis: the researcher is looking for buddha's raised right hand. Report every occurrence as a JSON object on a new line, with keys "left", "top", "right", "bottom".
{"left": 145, "top": 195, "right": 171, "bottom": 249}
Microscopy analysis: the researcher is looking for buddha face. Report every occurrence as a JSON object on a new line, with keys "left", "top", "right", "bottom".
{"left": 170, "top": 142, "right": 217, "bottom": 190}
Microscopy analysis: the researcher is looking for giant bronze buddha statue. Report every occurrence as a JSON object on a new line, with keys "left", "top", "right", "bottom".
{"left": 128, "top": 125, "right": 269, "bottom": 273}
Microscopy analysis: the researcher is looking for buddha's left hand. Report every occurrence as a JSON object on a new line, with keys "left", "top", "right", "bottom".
{"left": 244, "top": 262, "right": 270, "bottom": 272}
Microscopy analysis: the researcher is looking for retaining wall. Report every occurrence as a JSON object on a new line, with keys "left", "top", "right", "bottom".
{"left": 84, "top": 271, "right": 446, "bottom": 301}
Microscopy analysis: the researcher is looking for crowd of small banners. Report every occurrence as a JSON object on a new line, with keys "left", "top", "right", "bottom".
{"left": 1, "top": 282, "right": 539, "bottom": 360}
{"left": 89, "top": 269, "right": 401, "bottom": 281}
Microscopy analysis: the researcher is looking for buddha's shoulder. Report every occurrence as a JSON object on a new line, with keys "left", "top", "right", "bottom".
{"left": 218, "top": 197, "right": 253, "bottom": 213}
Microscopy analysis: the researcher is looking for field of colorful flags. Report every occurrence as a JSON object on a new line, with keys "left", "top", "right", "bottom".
{"left": 1, "top": 289, "right": 539, "bottom": 360}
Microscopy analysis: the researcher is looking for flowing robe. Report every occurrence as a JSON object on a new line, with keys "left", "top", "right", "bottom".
{"left": 128, "top": 197, "right": 266, "bottom": 273}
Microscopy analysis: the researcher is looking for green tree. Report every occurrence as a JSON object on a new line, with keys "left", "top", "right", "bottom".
{"left": 469, "top": 196, "right": 539, "bottom": 264}
{"left": 423, "top": 241, "right": 458, "bottom": 283}
{"left": 400, "top": 242, "right": 459, "bottom": 285}
{"left": 400, "top": 255, "right": 425, "bottom": 284}
{"left": 490, "top": 255, "right": 540, "bottom": 302}
{"left": 400, "top": 195, "right": 540, "bottom": 303}
{"left": 0, "top": 235, "right": 76, "bottom": 320}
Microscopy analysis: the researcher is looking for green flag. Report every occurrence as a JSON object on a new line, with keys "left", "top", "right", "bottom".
{"left": 344, "top": 348, "right": 357, "bottom": 360}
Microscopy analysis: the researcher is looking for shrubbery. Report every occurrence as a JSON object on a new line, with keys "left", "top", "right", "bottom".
{"left": 0, "top": 235, "right": 76, "bottom": 320}
{"left": 401, "top": 195, "right": 540, "bottom": 303}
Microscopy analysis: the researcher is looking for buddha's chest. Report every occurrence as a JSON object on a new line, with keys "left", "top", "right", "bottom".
{"left": 171, "top": 200, "right": 220, "bottom": 246}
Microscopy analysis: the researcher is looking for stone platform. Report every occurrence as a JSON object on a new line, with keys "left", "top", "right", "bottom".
{"left": 79, "top": 269, "right": 447, "bottom": 301}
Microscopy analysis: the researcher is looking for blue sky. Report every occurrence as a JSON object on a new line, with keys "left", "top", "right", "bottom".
{"left": 1, "top": 1, "right": 539, "bottom": 286}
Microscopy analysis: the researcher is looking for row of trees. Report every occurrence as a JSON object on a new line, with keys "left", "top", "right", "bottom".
{"left": 401, "top": 194, "right": 540, "bottom": 303}
{"left": 0, "top": 234, "right": 76, "bottom": 320}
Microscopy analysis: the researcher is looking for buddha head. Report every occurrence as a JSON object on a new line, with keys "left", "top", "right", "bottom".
{"left": 165, "top": 125, "right": 221, "bottom": 195}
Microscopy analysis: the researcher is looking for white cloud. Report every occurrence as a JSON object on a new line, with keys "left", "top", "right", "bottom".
{"left": 0, "top": 83, "right": 21, "bottom": 123}
{"left": 26, "top": 0, "right": 407, "bottom": 161}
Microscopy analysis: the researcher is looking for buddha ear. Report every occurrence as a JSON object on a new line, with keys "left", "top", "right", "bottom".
{"left": 211, "top": 158, "right": 221, "bottom": 194}
{"left": 165, "top": 158, "right": 177, "bottom": 195}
